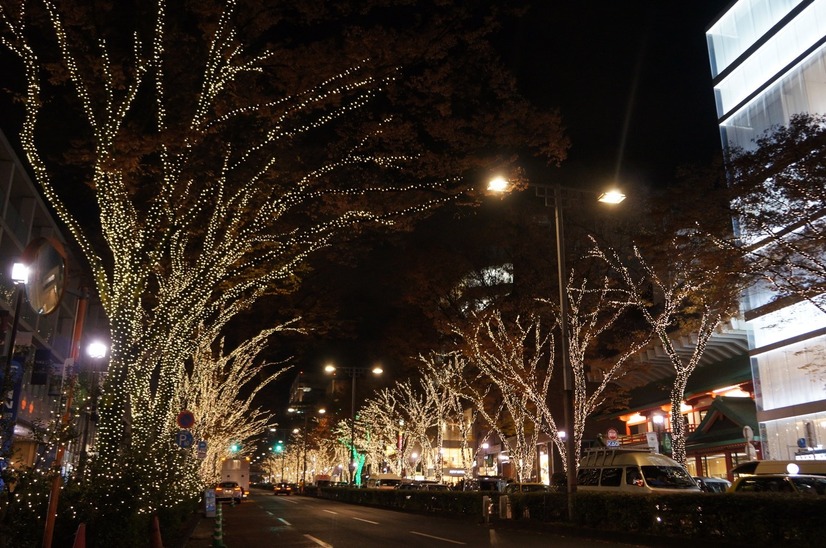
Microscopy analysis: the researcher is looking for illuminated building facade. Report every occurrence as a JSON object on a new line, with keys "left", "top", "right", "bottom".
{"left": 707, "top": 0, "right": 826, "bottom": 460}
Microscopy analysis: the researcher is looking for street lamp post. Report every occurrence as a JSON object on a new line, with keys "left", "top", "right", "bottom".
{"left": 324, "top": 364, "right": 382, "bottom": 485}
{"left": 488, "top": 177, "right": 625, "bottom": 520}
{"left": 43, "top": 287, "right": 89, "bottom": 548}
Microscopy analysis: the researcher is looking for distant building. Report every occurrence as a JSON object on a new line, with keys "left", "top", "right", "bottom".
{"left": 707, "top": 0, "right": 826, "bottom": 459}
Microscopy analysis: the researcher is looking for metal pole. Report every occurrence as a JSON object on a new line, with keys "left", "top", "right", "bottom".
{"left": 43, "top": 289, "right": 88, "bottom": 548}
{"left": 553, "top": 186, "right": 577, "bottom": 521}
{"left": 350, "top": 372, "right": 356, "bottom": 485}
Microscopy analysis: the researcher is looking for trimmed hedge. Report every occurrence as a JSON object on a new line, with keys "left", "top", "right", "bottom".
{"left": 318, "top": 487, "right": 826, "bottom": 545}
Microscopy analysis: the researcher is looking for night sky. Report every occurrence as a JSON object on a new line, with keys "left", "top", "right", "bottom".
{"left": 0, "top": 1, "right": 736, "bottom": 414}
{"left": 264, "top": 1, "right": 737, "bottom": 413}
{"left": 505, "top": 2, "right": 732, "bottom": 187}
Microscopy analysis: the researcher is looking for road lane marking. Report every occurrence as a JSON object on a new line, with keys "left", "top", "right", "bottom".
{"left": 410, "top": 531, "right": 466, "bottom": 545}
{"left": 278, "top": 517, "right": 291, "bottom": 525}
{"left": 304, "top": 534, "right": 333, "bottom": 547}
{"left": 353, "top": 517, "right": 379, "bottom": 525}
{"left": 323, "top": 509, "right": 338, "bottom": 515}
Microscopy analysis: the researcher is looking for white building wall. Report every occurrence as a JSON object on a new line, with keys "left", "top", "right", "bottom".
{"left": 708, "top": 0, "right": 826, "bottom": 460}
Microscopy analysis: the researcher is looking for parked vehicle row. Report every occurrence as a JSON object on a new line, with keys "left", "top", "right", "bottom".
{"left": 271, "top": 453, "right": 826, "bottom": 497}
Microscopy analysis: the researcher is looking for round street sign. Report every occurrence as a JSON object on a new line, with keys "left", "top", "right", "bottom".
{"left": 177, "top": 410, "right": 195, "bottom": 429}
{"left": 175, "top": 430, "right": 194, "bottom": 449}
{"left": 607, "top": 428, "right": 618, "bottom": 441}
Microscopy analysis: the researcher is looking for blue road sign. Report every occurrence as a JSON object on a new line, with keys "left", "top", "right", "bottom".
{"left": 175, "top": 430, "right": 194, "bottom": 448}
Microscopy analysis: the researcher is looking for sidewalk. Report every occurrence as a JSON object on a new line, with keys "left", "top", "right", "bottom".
{"left": 182, "top": 511, "right": 216, "bottom": 548}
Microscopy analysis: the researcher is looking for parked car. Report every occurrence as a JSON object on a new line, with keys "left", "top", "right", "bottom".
{"left": 215, "top": 481, "right": 243, "bottom": 503}
{"left": 504, "top": 482, "right": 550, "bottom": 494}
{"left": 464, "top": 476, "right": 509, "bottom": 492}
{"left": 729, "top": 473, "right": 826, "bottom": 494}
{"left": 365, "top": 473, "right": 403, "bottom": 489}
{"left": 421, "top": 483, "right": 451, "bottom": 492}
{"left": 731, "top": 460, "right": 826, "bottom": 478}
{"left": 577, "top": 448, "right": 700, "bottom": 494}
{"left": 693, "top": 476, "right": 731, "bottom": 493}
{"left": 396, "top": 480, "right": 450, "bottom": 491}
{"left": 273, "top": 482, "right": 293, "bottom": 495}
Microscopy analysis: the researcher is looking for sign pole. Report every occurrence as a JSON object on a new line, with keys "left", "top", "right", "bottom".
{"left": 42, "top": 289, "right": 88, "bottom": 548}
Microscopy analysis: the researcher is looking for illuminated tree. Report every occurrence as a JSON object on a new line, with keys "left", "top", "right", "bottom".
{"left": 418, "top": 352, "right": 482, "bottom": 479}
{"left": 361, "top": 381, "right": 431, "bottom": 477}
{"left": 590, "top": 237, "right": 741, "bottom": 465}
{"left": 0, "top": 1, "right": 567, "bottom": 522}
{"left": 456, "top": 312, "right": 548, "bottom": 481}
{"left": 183, "top": 326, "right": 294, "bottom": 487}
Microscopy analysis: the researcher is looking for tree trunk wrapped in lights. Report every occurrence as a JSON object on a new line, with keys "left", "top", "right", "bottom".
{"left": 183, "top": 326, "right": 294, "bottom": 487}
{"left": 0, "top": 1, "right": 438, "bottom": 512}
{"left": 458, "top": 284, "right": 646, "bottom": 480}
{"left": 591, "top": 239, "right": 740, "bottom": 465}
{"left": 361, "top": 381, "right": 434, "bottom": 477}
{"left": 418, "top": 352, "right": 483, "bottom": 479}
{"left": 458, "top": 312, "right": 547, "bottom": 482}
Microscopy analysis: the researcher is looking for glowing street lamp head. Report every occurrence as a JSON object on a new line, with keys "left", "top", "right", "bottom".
{"left": 87, "top": 341, "right": 108, "bottom": 359}
{"left": 372, "top": 366, "right": 383, "bottom": 375}
{"left": 487, "top": 176, "right": 509, "bottom": 193}
{"left": 324, "top": 364, "right": 336, "bottom": 373}
{"left": 597, "top": 189, "right": 626, "bottom": 204}
{"left": 11, "top": 262, "right": 28, "bottom": 284}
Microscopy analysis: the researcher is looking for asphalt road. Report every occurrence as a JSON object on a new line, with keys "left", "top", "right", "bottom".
{"left": 185, "top": 488, "right": 650, "bottom": 547}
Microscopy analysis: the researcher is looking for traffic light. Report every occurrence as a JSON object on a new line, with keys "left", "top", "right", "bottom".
{"left": 273, "top": 441, "right": 284, "bottom": 453}
{"left": 230, "top": 442, "right": 240, "bottom": 453}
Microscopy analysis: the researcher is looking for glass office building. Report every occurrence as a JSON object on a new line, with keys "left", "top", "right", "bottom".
{"left": 707, "top": 0, "right": 826, "bottom": 460}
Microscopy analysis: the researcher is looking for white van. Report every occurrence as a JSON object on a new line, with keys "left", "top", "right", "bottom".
{"left": 365, "top": 473, "right": 403, "bottom": 489}
{"left": 576, "top": 447, "right": 700, "bottom": 493}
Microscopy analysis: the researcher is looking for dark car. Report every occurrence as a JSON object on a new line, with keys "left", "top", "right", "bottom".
{"left": 464, "top": 476, "right": 509, "bottom": 492}
{"left": 693, "top": 476, "right": 731, "bottom": 493}
{"left": 505, "top": 482, "right": 550, "bottom": 494}
{"left": 273, "top": 482, "right": 293, "bottom": 495}
{"left": 396, "top": 480, "right": 451, "bottom": 491}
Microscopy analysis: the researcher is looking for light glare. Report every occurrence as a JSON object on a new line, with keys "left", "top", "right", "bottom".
{"left": 598, "top": 190, "right": 626, "bottom": 204}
